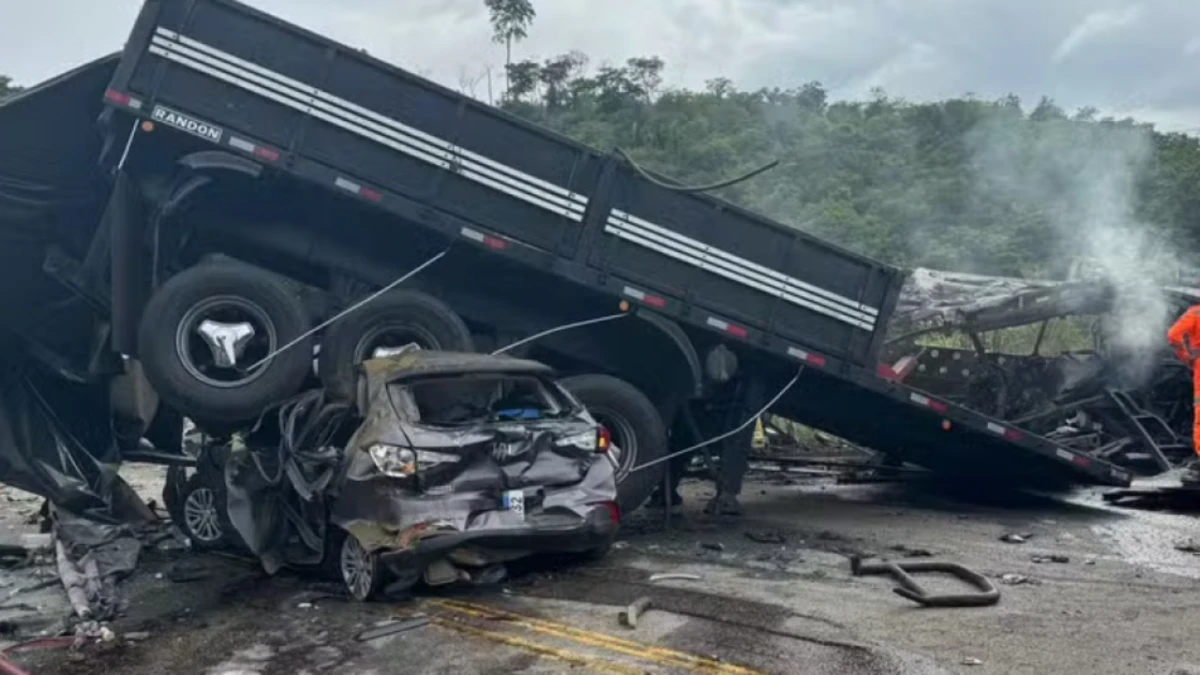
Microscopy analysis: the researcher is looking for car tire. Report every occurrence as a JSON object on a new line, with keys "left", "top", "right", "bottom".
{"left": 138, "top": 263, "right": 313, "bottom": 423}
{"left": 178, "top": 473, "right": 233, "bottom": 550}
{"left": 317, "top": 290, "right": 473, "bottom": 401}
{"left": 560, "top": 374, "right": 667, "bottom": 514}
{"left": 335, "top": 528, "right": 385, "bottom": 601}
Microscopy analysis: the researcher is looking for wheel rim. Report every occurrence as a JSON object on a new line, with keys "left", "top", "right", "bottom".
{"left": 590, "top": 408, "right": 638, "bottom": 482}
{"left": 176, "top": 296, "right": 278, "bottom": 389}
{"left": 183, "top": 487, "right": 223, "bottom": 543}
{"left": 352, "top": 323, "right": 440, "bottom": 362}
{"left": 340, "top": 534, "right": 375, "bottom": 600}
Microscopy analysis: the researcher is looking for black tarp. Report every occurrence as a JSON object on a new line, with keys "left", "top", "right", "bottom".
{"left": 0, "top": 56, "right": 122, "bottom": 379}
{"left": 0, "top": 54, "right": 117, "bottom": 228}
{"left": 0, "top": 346, "right": 125, "bottom": 522}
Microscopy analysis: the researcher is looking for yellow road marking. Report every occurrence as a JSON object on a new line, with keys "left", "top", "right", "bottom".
{"left": 432, "top": 598, "right": 764, "bottom": 675}
{"left": 432, "top": 616, "right": 643, "bottom": 675}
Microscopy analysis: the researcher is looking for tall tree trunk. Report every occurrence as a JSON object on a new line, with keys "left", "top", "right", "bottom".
{"left": 504, "top": 35, "right": 512, "bottom": 98}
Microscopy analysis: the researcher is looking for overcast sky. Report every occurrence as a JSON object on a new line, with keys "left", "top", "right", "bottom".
{"left": 4, "top": 0, "right": 1200, "bottom": 131}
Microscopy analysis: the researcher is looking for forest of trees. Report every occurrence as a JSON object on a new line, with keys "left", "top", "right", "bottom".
{"left": 6, "top": 0, "right": 1200, "bottom": 281}
{"left": 492, "top": 52, "right": 1200, "bottom": 279}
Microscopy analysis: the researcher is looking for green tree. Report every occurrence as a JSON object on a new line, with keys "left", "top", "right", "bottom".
{"left": 495, "top": 52, "right": 1200, "bottom": 279}
{"left": 505, "top": 59, "right": 541, "bottom": 102}
{"left": 484, "top": 0, "right": 536, "bottom": 71}
{"left": 0, "top": 74, "right": 20, "bottom": 99}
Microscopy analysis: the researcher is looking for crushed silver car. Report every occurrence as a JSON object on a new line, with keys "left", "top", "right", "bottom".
{"left": 210, "top": 351, "right": 619, "bottom": 600}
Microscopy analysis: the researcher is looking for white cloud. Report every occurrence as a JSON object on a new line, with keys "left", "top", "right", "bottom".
{"left": 2, "top": 0, "right": 1200, "bottom": 131}
{"left": 1051, "top": 4, "right": 1145, "bottom": 64}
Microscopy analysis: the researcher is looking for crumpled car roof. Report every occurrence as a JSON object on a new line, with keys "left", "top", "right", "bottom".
{"left": 362, "top": 350, "right": 555, "bottom": 385}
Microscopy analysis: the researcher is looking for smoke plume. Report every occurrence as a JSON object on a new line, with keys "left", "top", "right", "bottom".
{"left": 966, "top": 116, "right": 1176, "bottom": 386}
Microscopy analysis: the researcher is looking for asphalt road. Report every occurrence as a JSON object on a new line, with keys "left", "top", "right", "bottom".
{"left": 6, "top": 467, "right": 1200, "bottom": 674}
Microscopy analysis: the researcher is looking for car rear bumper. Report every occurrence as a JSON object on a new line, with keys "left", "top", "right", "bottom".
{"left": 378, "top": 505, "right": 617, "bottom": 573}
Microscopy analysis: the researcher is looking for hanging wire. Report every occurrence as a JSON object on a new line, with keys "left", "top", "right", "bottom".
{"left": 615, "top": 147, "right": 779, "bottom": 193}
{"left": 491, "top": 312, "right": 631, "bottom": 355}
{"left": 629, "top": 367, "right": 804, "bottom": 474}
{"left": 243, "top": 247, "right": 450, "bottom": 372}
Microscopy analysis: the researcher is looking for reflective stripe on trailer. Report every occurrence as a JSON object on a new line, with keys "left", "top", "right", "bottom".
{"left": 621, "top": 286, "right": 667, "bottom": 308}
{"left": 104, "top": 89, "right": 144, "bottom": 110}
{"left": 228, "top": 135, "right": 280, "bottom": 162}
{"left": 705, "top": 316, "right": 748, "bottom": 338}
{"left": 147, "top": 28, "right": 590, "bottom": 222}
{"left": 460, "top": 227, "right": 507, "bottom": 250}
{"left": 1055, "top": 448, "right": 1090, "bottom": 466}
{"left": 604, "top": 209, "right": 878, "bottom": 331}
{"left": 986, "top": 422, "right": 1021, "bottom": 441}
{"left": 909, "top": 392, "right": 948, "bottom": 413}
{"left": 786, "top": 346, "right": 826, "bottom": 367}
{"left": 334, "top": 177, "right": 381, "bottom": 202}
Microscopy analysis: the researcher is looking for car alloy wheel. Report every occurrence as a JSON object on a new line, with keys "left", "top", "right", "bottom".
{"left": 340, "top": 532, "right": 381, "bottom": 601}
{"left": 183, "top": 485, "right": 224, "bottom": 544}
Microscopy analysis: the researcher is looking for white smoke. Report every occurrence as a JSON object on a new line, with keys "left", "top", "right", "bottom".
{"left": 966, "top": 116, "right": 1176, "bottom": 386}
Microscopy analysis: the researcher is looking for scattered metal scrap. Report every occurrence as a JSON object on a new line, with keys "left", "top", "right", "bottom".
{"left": 849, "top": 556, "right": 1000, "bottom": 608}
{"left": 648, "top": 573, "right": 701, "bottom": 583}
{"left": 618, "top": 596, "right": 653, "bottom": 629}
{"left": 1102, "top": 483, "right": 1200, "bottom": 510}
{"left": 355, "top": 616, "right": 431, "bottom": 642}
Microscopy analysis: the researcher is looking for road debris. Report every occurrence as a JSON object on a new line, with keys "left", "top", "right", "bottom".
{"left": 1031, "top": 554, "right": 1070, "bottom": 564}
{"left": 701, "top": 542, "right": 725, "bottom": 552}
{"left": 888, "top": 544, "right": 934, "bottom": 558}
{"left": 1000, "top": 533, "right": 1033, "bottom": 544}
{"left": 0, "top": 654, "right": 32, "bottom": 675}
{"left": 1174, "top": 540, "right": 1200, "bottom": 555}
{"left": 850, "top": 556, "right": 1000, "bottom": 608}
{"left": 167, "top": 559, "right": 213, "bottom": 583}
{"left": 648, "top": 573, "right": 702, "bottom": 583}
{"left": 355, "top": 616, "right": 430, "bottom": 642}
{"left": 744, "top": 530, "right": 785, "bottom": 544}
{"left": 999, "top": 573, "right": 1040, "bottom": 586}
{"left": 618, "top": 596, "right": 653, "bottom": 629}
{"left": 962, "top": 657, "right": 983, "bottom": 666}
{"left": 17, "top": 534, "right": 51, "bottom": 552}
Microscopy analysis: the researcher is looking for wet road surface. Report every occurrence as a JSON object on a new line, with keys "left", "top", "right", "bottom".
{"left": 8, "top": 469, "right": 1200, "bottom": 674}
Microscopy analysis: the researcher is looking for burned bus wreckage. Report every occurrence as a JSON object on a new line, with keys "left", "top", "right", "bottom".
{"left": 885, "top": 267, "right": 1197, "bottom": 478}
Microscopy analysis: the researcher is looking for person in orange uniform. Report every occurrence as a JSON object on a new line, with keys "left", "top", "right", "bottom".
{"left": 1167, "top": 305, "right": 1200, "bottom": 485}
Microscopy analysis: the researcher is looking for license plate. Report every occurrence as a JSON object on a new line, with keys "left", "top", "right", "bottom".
{"left": 502, "top": 490, "right": 525, "bottom": 519}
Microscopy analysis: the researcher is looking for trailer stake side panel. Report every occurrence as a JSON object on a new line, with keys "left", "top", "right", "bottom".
{"left": 107, "top": 0, "right": 900, "bottom": 370}
{"left": 128, "top": 0, "right": 605, "bottom": 258}
{"left": 97, "top": 0, "right": 1132, "bottom": 489}
{"left": 597, "top": 166, "right": 899, "bottom": 365}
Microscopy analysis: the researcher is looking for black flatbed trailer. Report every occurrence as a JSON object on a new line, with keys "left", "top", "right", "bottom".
{"left": 2, "top": 0, "right": 1132, "bottom": 493}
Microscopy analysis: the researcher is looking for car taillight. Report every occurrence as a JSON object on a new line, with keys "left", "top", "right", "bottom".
{"left": 597, "top": 425, "right": 612, "bottom": 453}
{"left": 603, "top": 500, "right": 620, "bottom": 525}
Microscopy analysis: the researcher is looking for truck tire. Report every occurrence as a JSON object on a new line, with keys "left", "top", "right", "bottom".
{"left": 138, "top": 263, "right": 313, "bottom": 423}
{"left": 317, "top": 290, "right": 473, "bottom": 401}
{"left": 560, "top": 374, "right": 667, "bottom": 513}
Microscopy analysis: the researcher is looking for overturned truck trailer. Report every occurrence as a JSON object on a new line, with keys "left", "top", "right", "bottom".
{"left": 0, "top": 0, "right": 1136, "bottom": 527}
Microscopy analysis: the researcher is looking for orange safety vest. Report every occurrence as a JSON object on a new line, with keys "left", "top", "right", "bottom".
{"left": 1167, "top": 305, "right": 1200, "bottom": 457}
{"left": 1167, "top": 305, "right": 1200, "bottom": 365}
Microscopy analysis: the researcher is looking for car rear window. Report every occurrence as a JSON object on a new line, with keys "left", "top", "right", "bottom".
{"left": 392, "top": 374, "right": 573, "bottom": 426}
